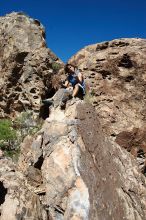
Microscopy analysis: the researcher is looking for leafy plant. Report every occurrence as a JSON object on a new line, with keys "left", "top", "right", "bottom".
{"left": 52, "top": 62, "right": 61, "bottom": 72}
{"left": 0, "top": 119, "right": 17, "bottom": 150}
{"left": 0, "top": 112, "right": 43, "bottom": 161}
{"left": 14, "top": 111, "right": 43, "bottom": 141}
{"left": 4, "top": 148, "right": 20, "bottom": 162}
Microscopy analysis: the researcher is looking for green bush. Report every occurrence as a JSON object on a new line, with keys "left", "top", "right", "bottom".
{"left": 52, "top": 62, "right": 61, "bottom": 72}
{"left": 0, "top": 119, "right": 19, "bottom": 160}
{"left": 4, "top": 148, "right": 20, "bottom": 162}
{"left": 0, "top": 119, "right": 17, "bottom": 149}
{"left": 14, "top": 111, "right": 32, "bottom": 128}
{"left": 0, "top": 112, "right": 43, "bottom": 161}
{"left": 14, "top": 111, "right": 43, "bottom": 138}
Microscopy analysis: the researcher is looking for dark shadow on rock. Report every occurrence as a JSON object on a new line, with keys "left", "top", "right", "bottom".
{"left": 0, "top": 181, "right": 7, "bottom": 205}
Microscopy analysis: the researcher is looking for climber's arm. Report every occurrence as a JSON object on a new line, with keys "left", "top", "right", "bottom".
{"left": 77, "top": 72, "right": 83, "bottom": 84}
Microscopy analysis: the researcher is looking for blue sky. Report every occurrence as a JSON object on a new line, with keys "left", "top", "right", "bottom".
{"left": 0, "top": 0, "right": 146, "bottom": 62}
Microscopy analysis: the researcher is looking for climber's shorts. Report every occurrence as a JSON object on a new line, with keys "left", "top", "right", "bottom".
{"left": 78, "top": 83, "right": 86, "bottom": 95}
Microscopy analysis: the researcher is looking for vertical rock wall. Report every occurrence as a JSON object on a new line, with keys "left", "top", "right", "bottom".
{"left": 0, "top": 12, "right": 64, "bottom": 118}
{"left": 68, "top": 38, "right": 146, "bottom": 175}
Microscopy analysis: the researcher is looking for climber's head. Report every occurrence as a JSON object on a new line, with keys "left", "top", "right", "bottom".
{"left": 64, "top": 64, "right": 76, "bottom": 74}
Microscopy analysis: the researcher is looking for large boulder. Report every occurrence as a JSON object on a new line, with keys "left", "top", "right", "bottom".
{"left": 17, "top": 99, "right": 146, "bottom": 220}
{"left": 0, "top": 12, "right": 64, "bottom": 118}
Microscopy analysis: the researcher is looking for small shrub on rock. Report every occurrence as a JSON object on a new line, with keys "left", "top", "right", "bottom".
{"left": 14, "top": 111, "right": 43, "bottom": 140}
{"left": 0, "top": 119, "right": 17, "bottom": 150}
{"left": 0, "top": 112, "right": 43, "bottom": 161}
{"left": 51, "top": 62, "right": 61, "bottom": 72}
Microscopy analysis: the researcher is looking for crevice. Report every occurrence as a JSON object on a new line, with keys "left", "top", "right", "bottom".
{"left": 142, "top": 166, "right": 146, "bottom": 176}
{"left": 118, "top": 54, "right": 133, "bottom": 68}
{"left": 96, "top": 58, "right": 105, "bottom": 62}
{"left": 111, "top": 133, "right": 116, "bottom": 137}
{"left": 137, "top": 149, "right": 145, "bottom": 158}
{"left": 34, "top": 155, "right": 44, "bottom": 170}
{"left": 8, "top": 65, "right": 23, "bottom": 85}
{"left": 0, "top": 182, "right": 7, "bottom": 205}
{"left": 45, "top": 88, "right": 56, "bottom": 99}
{"left": 15, "top": 86, "right": 22, "bottom": 92}
{"left": 54, "top": 205, "right": 65, "bottom": 215}
{"left": 37, "top": 191, "right": 46, "bottom": 196}
{"left": 33, "top": 96, "right": 39, "bottom": 99}
{"left": 110, "top": 41, "right": 129, "bottom": 47}
{"left": 96, "top": 42, "right": 109, "bottom": 51}
{"left": 39, "top": 88, "right": 56, "bottom": 119}
{"left": 99, "top": 70, "right": 111, "bottom": 79}
{"left": 15, "top": 52, "right": 28, "bottom": 64}
{"left": 121, "top": 187, "right": 141, "bottom": 215}
{"left": 125, "top": 75, "right": 134, "bottom": 82}
{"left": 30, "top": 88, "right": 36, "bottom": 93}
{"left": 39, "top": 103, "right": 51, "bottom": 120}
{"left": 109, "top": 52, "right": 119, "bottom": 55}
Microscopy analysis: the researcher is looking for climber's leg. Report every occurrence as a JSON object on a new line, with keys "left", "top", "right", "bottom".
{"left": 72, "top": 84, "right": 79, "bottom": 97}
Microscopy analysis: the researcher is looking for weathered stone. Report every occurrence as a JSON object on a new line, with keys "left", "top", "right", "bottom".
{"left": 17, "top": 101, "right": 146, "bottom": 220}
{"left": 0, "top": 12, "right": 64, "bottom": 118}
{"left": 69, "top": 38, "right": 146, "bottom": 175}
{"left": 116, "top": 127, "right": 146, "bottom": 173}
{"left": 0, "top": 158, "right": 45, "bottom": 219}
{"left": 69, "top": 38, "right": 146, "bottom": 135}
{"left": 0, "top": 12, "right": 146, "bottom": 220}
{"left": 77, "top": 103, "right": 146, "bottom": 220}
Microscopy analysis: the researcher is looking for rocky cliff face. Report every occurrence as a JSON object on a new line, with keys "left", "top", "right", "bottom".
{"left": 69, "top": 38, "right": 146, "bottom": 174}
{"left": 0, "top": 12, "right": 63, "bottom": 118}
{"left": 69, "top": 38, "right": 146, "bottom": 135}
{"left": 0, "top": 12, "right": 146, "bottom": 220}
{"left": 1, "top": 99, "right": 145, "bottom": 219}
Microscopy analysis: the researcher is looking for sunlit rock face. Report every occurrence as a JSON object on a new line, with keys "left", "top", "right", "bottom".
{"left": 69, "top": 38, "right": 146, "bottom": 135}
{"left": 0, "top": 11, "right": 146, "bottom": 220}
{"left": 17, "top": 97, "right": 146, "bottom": 220}
{"left": 0, "top": 12, "right": 63, "bottom": 118}
{"left": 69, "top": 38, "right": 146, "bottom": 173}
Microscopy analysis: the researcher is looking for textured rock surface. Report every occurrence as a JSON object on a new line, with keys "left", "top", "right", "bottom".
{"left": 0, "top": 12, "right": 63, "bottom": 118}
{"left": 17, "top": 99, "right": 146, "bottom": 220}
{"left": 77, "top": 103, "right": 146, "bottom": 220}
{"left": 69, "top": 38, "right": 146, "bottom": 135}
{"left": 68, "top": 38, "right": 146, "bottom": 173}
{"left": 0, "top": 158, "right": 44, "bottom": 219}
{"left": 0, "top": 12, "right": 146, "bottom": 220}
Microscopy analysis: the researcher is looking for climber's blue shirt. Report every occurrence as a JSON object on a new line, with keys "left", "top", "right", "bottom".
{"left": 67, "top": 70, "right": 85, "bottom": 95}
{"left": 68, "top": 74, "right": 77, "bottom": 86}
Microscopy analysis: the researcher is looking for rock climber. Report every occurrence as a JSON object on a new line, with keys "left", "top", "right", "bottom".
{"left": 63, "top": 63, "right": 85, "bottom": 98}
{"left": 42, "top": 64, "right": 85, "bottom": 105}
